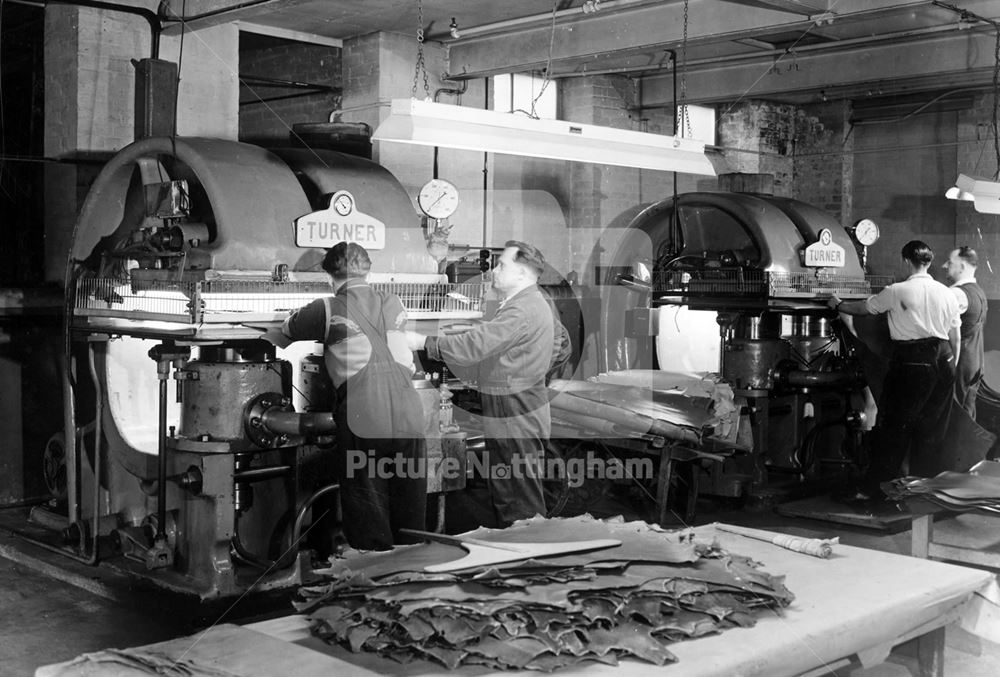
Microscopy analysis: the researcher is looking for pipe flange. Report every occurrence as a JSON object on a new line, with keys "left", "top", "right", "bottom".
{"left": 244, "top": 392, "right": 294, "bottom": 448}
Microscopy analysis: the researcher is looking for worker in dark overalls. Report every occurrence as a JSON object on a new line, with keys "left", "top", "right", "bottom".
{"left": 407, "top": 241, "right": 561, "bottom": 526}
{"left": 279, "top": 242, "right": 426, "bottom": 550}
{"left": 829, "top": 240, "right": 961, "bottom": 498}
{"left": 943, "top": 246, "right": 988, "bottom": 420}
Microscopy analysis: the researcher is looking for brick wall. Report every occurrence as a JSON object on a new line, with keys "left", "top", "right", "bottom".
{"left": 794, "top": 101, "right": 850, "bottom": 220}
{"left": 717, "top": 101, "right": 795, "bottom": 196}
{"left": 43, "top": 5, "right": 150, "bottom": 281}
{"left": 160, "top": 24, "right": 238, "bottom": 138}
{"left": 239, "top": 38, "right": 342, "bottom": 145}
{"left": 849, "top": 109, "right": 958, "bottom": 281}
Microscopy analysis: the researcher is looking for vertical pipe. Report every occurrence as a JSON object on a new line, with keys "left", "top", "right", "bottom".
{"left": 85, "top": 343, "right": 102, "bottom": 563}
{"left": 156, "top": 360, "right": 169, "bottom": 539}
{"left": 482, "top": 77, "right": 490, "bottom": 246}
{"left": 670, "top": 50, "right": 679, "bottom": 254}
{"left": 62, "top": 352, "right": 78, "bottom": 527}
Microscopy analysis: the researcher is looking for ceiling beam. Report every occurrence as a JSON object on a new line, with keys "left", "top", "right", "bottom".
{"left": 717, "top": 0, "right": 831, "bottom": 15}
{"left": 160, "top": 0, "right": 309, "bottom": 35}
{"left": 639, "top": 29, "right": 999, "bottom": 105}
{"left": 237, "top": 21, "right": 342, "bottom": 47}
{"left": 444, "top": 0, "right": 991, "bottom": 80}
{"left": 735, "top": 37, "right": 784, "bottom": 50}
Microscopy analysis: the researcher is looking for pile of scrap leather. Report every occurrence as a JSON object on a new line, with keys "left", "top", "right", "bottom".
{"left": 883, "top": 460, "right": 1000, "bottom": 512}
{"left": 294, "top": 515, "right": 793, "bottom": 671}
{"left": 548, "top": 370, "right": 748, "bottom": 450}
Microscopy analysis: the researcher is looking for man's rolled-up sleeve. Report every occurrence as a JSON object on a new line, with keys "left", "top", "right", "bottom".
{"left": 864, "top": 286, "right": 894, "bottom": 316}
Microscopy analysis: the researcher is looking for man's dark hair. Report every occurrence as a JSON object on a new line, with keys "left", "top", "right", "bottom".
{"left": 901, "top": 240, "right": 934, "bottom": 266}
{"left": 957, "top": 245, "right": 979, "bottom": 268}
{"left": 505, "top": 240, "right": 546, "bottom": 277}
{"left": 322, "top": 242, "right": 371, "bottom": 279}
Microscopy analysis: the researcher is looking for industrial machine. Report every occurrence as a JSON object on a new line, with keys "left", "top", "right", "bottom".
{"left": 600, "top": 191, "right": 889, "bottom": 504}
{"left": 33, "top": 136, "right": 474, "bottom": 599}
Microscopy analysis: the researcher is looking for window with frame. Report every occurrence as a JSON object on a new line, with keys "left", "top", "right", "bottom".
{"left": 492, "top": 73, "right": 557, "bottom": 119}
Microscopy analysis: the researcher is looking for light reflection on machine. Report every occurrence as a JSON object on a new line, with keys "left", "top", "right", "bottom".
{"left": 603, "top": 191, "right": 889, "bottom": 504}
{"left": 44, "top": 137, "right": 473, "bottom": 599}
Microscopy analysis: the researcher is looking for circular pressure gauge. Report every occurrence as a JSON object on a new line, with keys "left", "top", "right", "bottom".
{"left": 853, "top": 218, "right": 880, "bottom": 246}
{"left": 332, "top": 192, "right": 354, "bottom": 216}
{"left": 417, "top": 178, "right": 459, "bottom": 219}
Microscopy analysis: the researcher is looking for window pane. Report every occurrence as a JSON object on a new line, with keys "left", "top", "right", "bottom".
{"left": 676, "top": 104, "right": 716, "bottom": 144}
{"left": 492, "top": 73, "right": 557, "bottom": 119}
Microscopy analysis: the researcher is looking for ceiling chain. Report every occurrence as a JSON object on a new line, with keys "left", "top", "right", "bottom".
{"left": 679, "top": 0, "right": 692, "bottom": 139}
{"left": 411, "top": 0, "right": 431, "bottom": 98}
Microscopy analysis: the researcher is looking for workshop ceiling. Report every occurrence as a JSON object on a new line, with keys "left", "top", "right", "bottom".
{"left": 163, "top": 0, "right": 1000, "bottom": 107}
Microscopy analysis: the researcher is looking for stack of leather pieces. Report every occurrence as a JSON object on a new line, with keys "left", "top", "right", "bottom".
{"left": 294, "top": 515, "right": 794, "bottom": 671}
{"left": 883, "top": 460, "right": 1000, "bottom": 512}
{"left": 547, "top": 371, "right": 742, "bottom": 448}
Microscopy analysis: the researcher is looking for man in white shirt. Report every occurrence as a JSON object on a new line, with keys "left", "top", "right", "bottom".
{"left": 829, "top": 240, "right": 961, "bottom": 498}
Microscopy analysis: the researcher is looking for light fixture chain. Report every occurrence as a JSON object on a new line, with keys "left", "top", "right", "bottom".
{"left": 412, "top": 0, "right": 431, "bottom": 98}
{"left": 680, "top": 0, "right": 692, "bottom": 139}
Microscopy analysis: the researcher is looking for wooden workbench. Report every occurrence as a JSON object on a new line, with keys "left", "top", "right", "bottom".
{"left": 37, "top": 524, "right": 994, "bottom": 677}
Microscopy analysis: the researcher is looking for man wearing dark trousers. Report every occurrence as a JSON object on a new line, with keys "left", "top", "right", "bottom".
{"left": 943, "top": 246, "right": 988, "bottom": 420}
{"left": 277, "top": 242, "right": 426, "bottom": 550}
{"left": 829, "top": 240, "right": 961, "bottom": 497}
{"left": 407, "top": 241, "right": 561, "bottom": 526}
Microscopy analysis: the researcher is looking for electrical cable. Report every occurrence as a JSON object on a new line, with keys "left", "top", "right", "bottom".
{"left": 511, "top": 0, "right": 557, "bottom": 119}
{"left": 720, "top": 0, "right": 851, "bottom": 118}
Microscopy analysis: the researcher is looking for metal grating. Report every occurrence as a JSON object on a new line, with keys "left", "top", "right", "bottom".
{"left": 74, "top": 277, "right": 487, "bottom": 326}
{"left": 371, "top": 282, "right": 485, "bottom": 317}
{"left": 653, "top": 269, "right": 892, "bottom": 300}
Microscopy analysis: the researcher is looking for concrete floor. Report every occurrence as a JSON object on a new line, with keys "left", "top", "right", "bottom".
{"left": 3, "top": 493, "right": 1000, "bottom": 677}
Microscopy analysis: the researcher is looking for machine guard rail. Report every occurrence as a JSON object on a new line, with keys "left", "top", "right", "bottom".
{"left": 652, "top": 269, "right": 892, "bottom": 301}
{"left": 73, "top": 277, "right": 488, "bottom": 325}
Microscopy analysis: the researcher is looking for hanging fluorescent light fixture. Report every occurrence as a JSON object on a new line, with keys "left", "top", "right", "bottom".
{"left": 945, "top": 174, "right": 1000, "bottom": 214}
{"left": 373, "top": 99, "right": 716, "bottom": 176}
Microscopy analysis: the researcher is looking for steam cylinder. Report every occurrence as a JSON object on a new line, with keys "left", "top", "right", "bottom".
{"left": 179, "top": 358, "right": 291, "bottom": 448}
{"left": 722, "top": 338, "right": 791, "bottom": 391}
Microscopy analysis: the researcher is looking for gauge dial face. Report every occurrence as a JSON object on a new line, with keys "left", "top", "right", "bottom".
{"left": 332, "top": 192, "right": 354, "bottom": 216}
{"left": 417, "top": 179, "right": 459, "bottom": 219}
{"left": 853, "top": 218, "right": 880, "bottom": 246}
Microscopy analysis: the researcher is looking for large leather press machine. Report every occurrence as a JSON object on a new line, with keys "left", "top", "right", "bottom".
{"left": 11, "top": 134, "right": 886, "bottom": 601}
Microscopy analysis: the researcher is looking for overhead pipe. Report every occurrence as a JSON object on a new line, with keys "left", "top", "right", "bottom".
{"left": 554, "top": 23, "right": 990, "bottom": 86}
{"left": 431, "top": 0, "right": 661, "bottom": 42}
{"left": 158, "top": 0, "right": 279, "bottom": 25}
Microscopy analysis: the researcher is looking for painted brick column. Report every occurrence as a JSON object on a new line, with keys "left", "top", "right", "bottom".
{"left": 341, "top": 32, "right": 487, "bottom": 255}
{"left": 42, "top": 8, "right": 238, "bottom": 282}
{"left": 160, "top": 24, "right": 239, "bottom": 138}
{"left": 793, "top": 101, "right": 851, "bottom": 222}
{"left": 43, "top": 5, "right": 150, "bottom": 282}
{"left": 717, "top": 101, "right": 798, "bottom": 197}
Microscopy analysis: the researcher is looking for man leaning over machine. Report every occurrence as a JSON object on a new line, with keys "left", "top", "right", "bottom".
{"left": 407, "top": 241, "right": 568, "bottom": 527}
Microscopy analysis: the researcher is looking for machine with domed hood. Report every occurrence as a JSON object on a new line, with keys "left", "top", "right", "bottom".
{"left": 49, "top": 136, "right": 479, "bottom": 598}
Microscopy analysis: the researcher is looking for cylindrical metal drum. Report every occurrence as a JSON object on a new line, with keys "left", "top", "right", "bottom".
{"left": 722, "top": 338, "right": 791, "bottom": 391}
{"left": 179, "top": 359, "right": 291, "bottom": 447}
